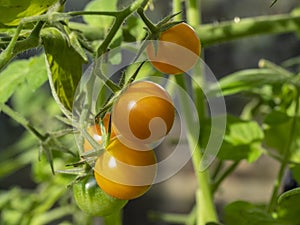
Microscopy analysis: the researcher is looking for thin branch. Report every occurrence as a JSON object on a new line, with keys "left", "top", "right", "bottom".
{"left": 198, "top": 14, "right": 300, "bottom": 47}
{"left": 212, "top": 161, "right": 240, "bottom": 193}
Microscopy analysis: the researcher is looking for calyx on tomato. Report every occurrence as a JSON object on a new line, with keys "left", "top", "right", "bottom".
{"left": 84, "top": 113, "right": 116, "bottom": 152}
{"left": 146, "top": 22, "right": 201, "bottom": 74}
{"left": 94, "top": 137, "right": 157, "bottom": 200}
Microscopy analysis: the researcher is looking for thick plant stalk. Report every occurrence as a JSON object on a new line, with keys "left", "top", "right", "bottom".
{"left": 186, "top": 0, "right": 219, "bottom": 224}
{"left": 175, "top": 75, "right": 218, "bottom": 225}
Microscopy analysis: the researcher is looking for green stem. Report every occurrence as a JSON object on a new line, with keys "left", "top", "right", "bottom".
{"left": 0, "top": 24, "right": 22, "bottom": 70}
{"left": 186, "top": 205, "right": 197, "bottom": 225}
{"left": 186, "top": 0, "right": 206, "bottom": 124}
{"left": 186, "top": 0, "right": 201, "bottom": 28}
{"left": 212, "top": 161, "right": 240, "bottom": 193}
{"left": 195, "top": 155, "right": 218, "bottom": 225}
{"left": 172, "top": 0, "right": 182, "bottom": 21}
{"left": 211, "top": 160, "right": 224, "bottom": 180}
{"left": 175, "top": 76, "right": 218, "bottom": 225}
{"left": 68, "top": 11, "right": 118, "bottom": 17}
{"left": 270, "top": 0, "right": 278, "bottom": 7}
{"left": 13, "top": 20, "right": 44, "bottom": 54}
{"left": 91, "top": 0, "right": 149, "bottom": 100}
{"left": 185, "top": 1, "right": 218, "bottom": 224}
{"left": 198, "top": 14, "right": 300, "bottom": 47}
{"left": 68, "top": 13, "right": 300, "bottom": 47}
{"left": 96, "top": 0, "right": 149, "bottom": 57}
{"left": 259, "top": 59, "right": 293, "bottom": 77}
{"left": 267, "top": 89, "right": 300, "bottom": 213}
{"left": 103, "top": 210, "right": 123, "bottom": 225}
{"left": 125, "top": 61, "right": 146, "bottom": 85}
{"left": 0, "top": 21, "right": 44, "bottom": 71}
{"left": 137, "top": 8, "right": 158, "bottom": 34}
{"left": 96, "top": 15, "right": 124, "bottom": 57}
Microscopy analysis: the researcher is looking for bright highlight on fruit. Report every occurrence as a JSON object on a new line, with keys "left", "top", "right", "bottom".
{"left": 94, "top": 137, "right": 157, "bottom": 200}
{"left": 83, "top": 113, "right": 116, "bottom": 152}
{"left": 112, "top": 80, "right": 175, "bottom": 144}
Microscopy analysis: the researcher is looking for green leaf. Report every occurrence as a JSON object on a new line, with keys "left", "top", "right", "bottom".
{"left": 25, "top": 55, "right": 49, "bottom": 90}
{"left": 0, "top": 0, "right": 59, "bottom": 26}
{"left": 83, "top": 0, "right": 118, "bottom": 29}
{"left": 224, "top": 116, "right": 264, "bottom": 145}
{"left": 224, "top": 201, "right": 279, "bottom": 225}
{"left": 69, "top": 32, "right": 88, "bottom": 62}
{"left": 201, "top": 115, "right": 264, "bottom": 162}
{"left": 42, "top": 27, "right": 85, "bottom": 111}
{"left": 0, "top": 55, "right": 47, "bottom": 104}
{"left": 208, "top": 69, "right": 288, "bottom": 97}
{"left": 264, "top": 111, "right": 300, "bottom": 163}
{"left": 277, "top": 187, "right": 300, "bottom": 224}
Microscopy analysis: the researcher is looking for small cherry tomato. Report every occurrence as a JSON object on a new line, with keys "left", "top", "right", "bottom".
{"left": 94, "top": 137, "right": 157, "bottom": 200}
{"left": 112, "top": 81, "right": 175, "bottom": 144}
{"left": 146, "top": 22, "right": 201, "bottom": 74}
{"left": 72, "top": 176, "right": 128, "bottom": 216}
{"left": 84, "top": 113, "right": 116, "bottom": 152}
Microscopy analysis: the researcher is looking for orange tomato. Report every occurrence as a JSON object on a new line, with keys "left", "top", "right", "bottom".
{"left": 94, "top": 137, "right": 157, "bottom": 200}
{"left": 112, "top": 81, "right": 175, "bottom": 144}
{"left": 146, "top": 22, "right": 201, "bottom": 74}
{"left": 83, "top": 113, "right": 116, "bottom": 152}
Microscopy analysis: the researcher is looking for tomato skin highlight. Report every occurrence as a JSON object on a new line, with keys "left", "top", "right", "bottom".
{"left": 112, "top": 81, "right": 175, "bottom": 144}
{"left": 72, "top": 176, "right": 128, "bottom": 216}
{"left": 146, "top": 22, "right": 201, "bottom": 74}
{"left": 94, "top": 137, "right": 157, "bottom": 200}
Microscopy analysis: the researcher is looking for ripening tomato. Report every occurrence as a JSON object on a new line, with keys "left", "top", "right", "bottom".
{"left": 84, "top": 113, "right": 116, "bottom": 152}
{"left": 72, "top": 176, "right": 128, "bottom": 216}
{"left": 94, "top": 137, "right": 157, "bottom": 200}
{"left": 112, "top": 81, "right": 175, "bottom": 144}
{"left": 146, "top": 22, "right": 201, "bottom": 74}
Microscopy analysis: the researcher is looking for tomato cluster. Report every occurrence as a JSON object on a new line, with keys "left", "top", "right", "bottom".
{"left": 94, "top": 80, "right": 174, "bottom": 201}
{"left": 74, "top": 80, "right": 175, "bottom": 216}
{"left": 73, "top": 22, "right": 200, "bottom": 216}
